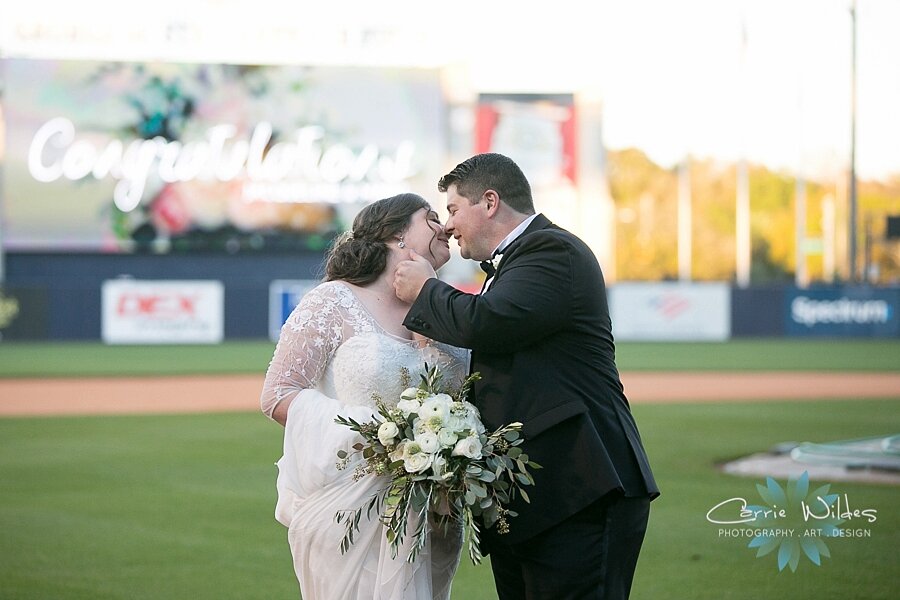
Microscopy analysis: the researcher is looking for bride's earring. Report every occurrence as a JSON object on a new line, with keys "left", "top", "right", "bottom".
{"left": 397, "top": 237, "right": 406, "bottom": 249}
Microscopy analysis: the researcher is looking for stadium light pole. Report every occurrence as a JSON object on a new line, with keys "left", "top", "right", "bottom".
{"left": 848, "top": 0, "right": 858, "bottom": 281}
{"left": 735, "top": 13, "right": 751, "bottom": 288}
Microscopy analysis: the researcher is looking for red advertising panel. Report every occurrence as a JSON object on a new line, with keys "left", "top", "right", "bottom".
{"left": 475, "top": 93, "right": 577, "bottom": 185}
{"left": 101, "top": 279, "right": 224, "bottom": 343}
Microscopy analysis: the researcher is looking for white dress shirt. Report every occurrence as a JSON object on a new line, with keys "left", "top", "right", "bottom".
{"left": 482, "top": 213, "right": 539, "bottom": 292}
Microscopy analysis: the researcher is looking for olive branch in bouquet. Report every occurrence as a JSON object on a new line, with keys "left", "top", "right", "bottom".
{"left": 333, "top": 363, "right": 541, "bottom": 564}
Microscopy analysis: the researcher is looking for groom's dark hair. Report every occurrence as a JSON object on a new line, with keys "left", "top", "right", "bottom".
{"left": 438, "top": 153, "right": 535, "bottom": 215}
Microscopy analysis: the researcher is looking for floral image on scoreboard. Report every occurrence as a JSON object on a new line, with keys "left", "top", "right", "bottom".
{"left": 3, "top": 59, "right": 446, "bottom": 253}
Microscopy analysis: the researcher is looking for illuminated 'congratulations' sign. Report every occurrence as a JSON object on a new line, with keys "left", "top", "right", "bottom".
{"left": 28, "top": 118, "right": 416, "bottom": 212}
{"left": 3, "top": 59, "right": 445, "bottom": 252}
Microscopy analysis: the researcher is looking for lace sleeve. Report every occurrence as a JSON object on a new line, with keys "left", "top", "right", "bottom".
{"left": 260, "top": 282, "right": 347, "bottom": 420}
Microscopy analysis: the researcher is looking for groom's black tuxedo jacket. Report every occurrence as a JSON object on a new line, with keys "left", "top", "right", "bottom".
{"left": 404, "top": 214, "right": 659, "bottom": 547}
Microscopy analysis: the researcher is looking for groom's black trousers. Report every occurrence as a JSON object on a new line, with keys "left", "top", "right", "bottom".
{"left": 489, "top": 492, "right": 651, "bottom": 600}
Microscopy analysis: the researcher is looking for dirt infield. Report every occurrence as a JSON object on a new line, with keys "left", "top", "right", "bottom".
{"left": 0, "top": 372, "right": 898, "bottom": 417}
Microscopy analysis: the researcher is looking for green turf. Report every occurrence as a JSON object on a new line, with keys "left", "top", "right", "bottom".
{"left": 0, "top": 341, "right": 277, "bottom": 378}
{"left": 629, "top": 398, "right": 899, "bottom": 600}
{"left": 1, "top": 399, "right": 897, "bottom": 599}
{"left": 0, "top": 339, "right": 897, "bottom": 377}
{"left": 614, "top": 339, "right": 900, "bottom": 371}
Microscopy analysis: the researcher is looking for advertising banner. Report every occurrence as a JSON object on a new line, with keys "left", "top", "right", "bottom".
{"left": 786, "top": 287, "right": 899, "bottom": 337}
{"left": 3, "top": 58, "right": 446, "bottom": 253}
{"left": 102, "top": 280, "right": 224, "bottom": 343}
{"left": 474, "top": 92, "right": 591, "bottom": 241}
{"left": 268, "top": 279, "right": 320, "bottom": 341}
{"left": 609, "top": 282, "right": 731, "bottom": 341}
{"left": 475, "top": 93, "right": 577, "bottom": 185}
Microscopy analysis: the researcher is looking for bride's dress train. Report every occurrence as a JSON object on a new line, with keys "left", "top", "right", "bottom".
{"left": 261, "top": 281, "right": 468, "bottom": 599}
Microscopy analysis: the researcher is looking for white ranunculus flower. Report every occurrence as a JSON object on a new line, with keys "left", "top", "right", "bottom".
{"left": 425, "top": 415, "right": 445, "bottom": 432}
{"left": 452, "top": 435, "right": 483, "bottom": 459}
{"left": 377, "top": 421, "right": 399, "bottom": 446}
{"left": 403, "top": 441, "right": 422, "bottom": 456}
{"left": 397, "top": 399, "right": 421, "bottom": 417}
{"left": 433, "top": 393, "right": 453, "bottom": 406}
{"left": 419, "top": 397, "right": 450, "bottom": 420}
{"left": 438, "top": 428, "right": 458, "bottom": 447}
{"left": 415, "top": 430, "right": 441, "bottom": 453}
{"left": 400, "top": 387, "right": 419, "bottom": 401}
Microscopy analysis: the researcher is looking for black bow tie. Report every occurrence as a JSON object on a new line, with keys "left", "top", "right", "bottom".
{"left": 480, "top": 260, "right": 496, "bottom": 278}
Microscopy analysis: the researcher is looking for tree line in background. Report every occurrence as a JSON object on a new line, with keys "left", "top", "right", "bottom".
{"left": 606, "top": 148, "right": 900, "bottom": 285}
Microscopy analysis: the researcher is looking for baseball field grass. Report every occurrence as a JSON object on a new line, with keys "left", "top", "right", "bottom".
{"left": 0, "top": 339, "right": 897, "bottom": 599}
{"left": 1, "top": 338, "right": 898, "bottom": 377}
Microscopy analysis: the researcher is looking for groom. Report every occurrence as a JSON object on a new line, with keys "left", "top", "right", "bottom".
{"left": 394, "top": 153, "right": 659, "bottom": 599}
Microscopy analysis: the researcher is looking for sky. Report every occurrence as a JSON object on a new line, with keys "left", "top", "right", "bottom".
{"left": 2, "top": 0, "right": 898, "bottom": 181}
{"left": 464, "top": 0, "right": 900, "bottom": 182}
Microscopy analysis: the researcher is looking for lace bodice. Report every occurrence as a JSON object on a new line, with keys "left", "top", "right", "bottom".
{"left": 261, "top": 281, "right": 469, "bottom": 419}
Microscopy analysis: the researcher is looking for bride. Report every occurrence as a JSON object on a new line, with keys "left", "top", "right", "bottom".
{"left": 260, "top": 193, "right": 468, "bottom": 599}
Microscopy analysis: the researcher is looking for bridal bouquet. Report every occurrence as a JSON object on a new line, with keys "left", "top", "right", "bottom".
{"left": 334, "top": 363, "right": 540, "bottom": 564}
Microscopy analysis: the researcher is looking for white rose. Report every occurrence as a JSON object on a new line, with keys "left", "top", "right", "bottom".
{"left": 438, "top": 428, "right": 458, "bottom": 447}
{"left": 389, "top": 440, "right": 408, "bottom": 463}
{"left": 463, "top": 404, "right": 486, "bottom": 434}
{"left": 473, "top": 418, "right": 486, "bottom": 435}
{"left": 404, "top": 453, "right": 433, "bottom": 473}
{"left": 452, "top": 435, "right": 483, "bottom": 459}
{"left": 377, "top": 421, "right": 399, "bottom": 446}
{"left": 402, "top": 442, "right": 434, "bottom": 473}
{"left": 397, "top": 399, "right": 421, "bottom": 417}
{"left": 446, "top": 415, "right": 467, "bottom": 432}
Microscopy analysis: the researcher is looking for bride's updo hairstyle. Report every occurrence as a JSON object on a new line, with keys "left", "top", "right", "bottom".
{"left": 324, "top": 193, "right": 430, "bottom": 285}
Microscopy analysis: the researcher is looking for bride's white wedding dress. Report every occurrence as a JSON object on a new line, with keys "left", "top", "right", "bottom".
{"left": 261, "top": 281, "right": 468, "bottom": 599}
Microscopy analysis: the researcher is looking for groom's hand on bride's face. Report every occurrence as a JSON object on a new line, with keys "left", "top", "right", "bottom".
{"left": 394, "top": 249, "right": 436, "bottom": 303}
